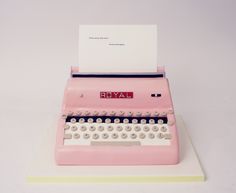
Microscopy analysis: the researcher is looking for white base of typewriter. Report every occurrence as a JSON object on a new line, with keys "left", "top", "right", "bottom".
{"left": 26, "top": 115, "right": 205, "bottom": 183}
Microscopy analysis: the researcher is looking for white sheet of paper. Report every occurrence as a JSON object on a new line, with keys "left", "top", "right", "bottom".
{"left": 78, "top": 25, "right": 158, "bottom": 73}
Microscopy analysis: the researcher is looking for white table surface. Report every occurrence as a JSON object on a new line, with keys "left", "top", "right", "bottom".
{"left": 0, "top": 0, "right": 235, "bottom": 192}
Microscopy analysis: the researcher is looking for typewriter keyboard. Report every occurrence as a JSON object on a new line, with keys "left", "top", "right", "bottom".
{"left": 63, "top": 116, "right": 173, "bottom": 146}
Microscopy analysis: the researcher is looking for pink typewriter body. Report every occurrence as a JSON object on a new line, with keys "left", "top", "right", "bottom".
{"left": 55, "top": 67, "right": 179, "bottom": 165}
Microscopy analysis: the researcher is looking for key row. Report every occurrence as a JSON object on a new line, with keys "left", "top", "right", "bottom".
{"left": 64, "top": 132, "right": 172, "bottom": 140}
{"left": 64, "top": 124, "right": 168, "bottom": 132}
{"left": 62, "top": 109, "right": 174, "bottom": 118}
{"left": 66, "top": 116, "right": 172, "bottom": 125}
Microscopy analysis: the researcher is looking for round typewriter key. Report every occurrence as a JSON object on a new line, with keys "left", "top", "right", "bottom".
{"left": 64, "top": 124, "right": 70, "bottom": 130}
{"left": 160, "top": 112, "right": 167, "bottom": 116}
{"left": 70, "top": 118, "right": 77, "bottom": 123}
{"left": 141, "top": 119, "right": 146, "bottom": 124}
{"left": 98, "top": 125, "right": 104, "bottom": 131}
{"left": 158, "top": 119, "right": 164, "bottom": 124}
{"left": 130, "top": 133, "right": 137, "bottom": 139}
{"left": 123, "top": 118, "right": 129, "bottom": 124}
{"left": 89, "top": 125, "right": 96, "bottom": 131}
{"left": 157, "top": 133, "right": 164, "bottom": 139}
{"left": 92, "top": 133, "right": 99, "bottom": 140}
{"left": 105, "top": 118, "right": 111, "bottom": 123}
{"left": 125, "top": 126, "right": 132, "bottom": 132}
{"left": 80, "top": 125, "right": 87, "bottom": 131}
{"left": 73, "top": 133, "right": 80, "bottom": 139}
{"left": 107, "top": 125, "right": 114, "bottom": 131}
{"left": 139, "top": 133, "right": 146, "bottom": 139}
{"left": 134, "top": 126, "right": 141, "bottom": 132}
{"left": 149, "top": 119, "right": 155, "bottom": 124}
{"left": 143, "top": 126, "right": 150, "bottom": 132}
{"left": 127, "top": 111, "right": 133, "bottom": 116}
{"left": 148, "top": 133, "right": 155, "bottom": 139}
{"left": 96, "top": 118, "right": 102, "bottom": 123}
{"left": 164, "top": 133, "right": 172, "bottom": 140}
{"left": 79, "top": 118, "right": 85, "bottom": 123}
{"left": 152, "top": 126, "right": 159, "bottom": 132}
{"left": 121, "top": 133, "right": 127, "bottom": 139}
{"left": 136, "top": 112, "right": 142, "bottom": 117}
{"left": 88, "top": 118, "right": 94, "bottom": 123}
{"left": 116, "top": 125, "right": 123, "bottom": 132}
{"left": 75, "top": 111, "right": 82, "bottom": 116}
{"left": 83, "top": 133, "right": 90, "bottom": 139}
{"left": 145, "top": 112, "right": 151, "bottom": 116}
{"left": 161, "top": 126, "right": 167, "bottom": 132}
{"left": 114, "top": 118, "right": 120, "bottom": 124}
{"left": 71, "top": 125, "right": 78, "bottom": 131}
{"left": 132, "top": 119, "right": 138, "bottom": 124}
{"left": 111, "top": 133, "right": 118, "bottom": 139}
{"left": 102, "top": 133, "right": 109, "bottom": 139}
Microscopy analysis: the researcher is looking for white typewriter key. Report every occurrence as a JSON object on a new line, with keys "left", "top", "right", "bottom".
{"left": 119, "top": 111, "right": 125, "bottom": 116}
{"left": 114, "top": 118, "right": 120, "bottom": 124}
{"left": 79, "top": 118, "right": 85, "bottom": 123}
{"left": 84, "top": 111, "right": 90, "bottom": 116}
{"left": 102, "top": 133, "right": 109, "bottom": 139}
{"left": 125, "top": 126, "right": 132, "bottom": 132}
{"left": 161, "top": 126, "right": 167, "bottom": 132}
{"left": 149, "top": 119, "right": 155, "bottom": 124}
{"left": 145, "top": 112, "right": 151, "bottom": 116}
{"left": 75, "top": 111, "right": 82, "bottom": 116}
{"left": 116, "top": 126, "right": 123, "bottom": 132}
{"left": 83, "top": 133, "right": 90, "bottom": 139}
{"left": 165, "top": 133, "right": 172, "bottom": 140}
{"left": 64, "top": 134, "right": 72, "bottom": 139}
{"left": 89, "top": 125, "right": 96, "bottom": 131}
{"left": 154, "top": 111, "right": 159, "bottom": 116}
{"left": 148, "top": 133, "right": 155, "bottom": 139}
{"left": 139, "top": 133, "right": 146, "bottom": 139}
{"left": 160, "top": 112, "right": 167, "bottom": 116}
{"left": 70, "top": 118, "right": 77, "bottom": 123}
{"left": 101, "top": 111, "right": 107, "bottom": 116}
{"left": 64, "top": 124, "right": 70, "bottom": 130}
{"left": 132, "top": 119, "right": 138, "bottom": 124}
{"left": 130, "top": 133, "right": 137, "bottom": 139}
{"left": 127, "top": 111, "right": 133, "bottom": 116}
{"left": 134, "top": 126, "right": 141, "bottom": 132}
{"left": 152, "top": 126, "right": 159, "bottom": 132}
{"left": 143, "top": 126, "right": 150, "bottom": 132}
{"left": 121, "top": 133, "right": 128, "bottom": 139}
{"left": 123, "top": 118, "right": 129, "bottom": 124}
{"left": 80, "top": 125, "right": 87, "bottom": 131}
{"left": 98, "top": 125, "right": 104, "bottom": 131}
{"left": 157, "top": 133, "right": 164, "bottom": 139}
{"left": 62, "top": 114, "right": 67, "bottom": 119}
{"left": 105, "top": 118, "right": 111, "bottom": 123}
{"left": 141, "top": 119, "right": 146, "bottom": 124}
{"left": 88, "top": 118, "right": 94, "bottom": 123}
{"left": 110, "top": 111, "right": 116, "bottom": 116}
{"left": 96, "top": 118, "right": 102, "bottom": 123}
{"left": 71, "top": 125, "right": 78, "bottom": 131}
{"left": 73, "top": 133, "right": 80, "bottom": 139}
{"left": 136, "top": 112, "right": 142, "bottom": 117}
{"left": 158, "top": 119, "right": 164, "bottom": 124}
{"left": 107, "top": 125, "right": 114, "bottom": 131}
{"left": 168, "top": 120, "right": 175, "bottom": 126}
{"left": 92, "top": 133, "right": 99, "bottom": 140}
{"left": 111, "top": 133, "right": 118, "bottom": 139}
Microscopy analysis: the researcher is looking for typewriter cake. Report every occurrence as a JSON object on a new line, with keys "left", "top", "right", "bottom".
{"left": 55, "top": 66, "right": 179, "bottom": 165}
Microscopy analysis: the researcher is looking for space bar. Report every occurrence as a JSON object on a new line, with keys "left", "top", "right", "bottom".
{"left": 91, "top": 141, "right": 141, "bottom": 146}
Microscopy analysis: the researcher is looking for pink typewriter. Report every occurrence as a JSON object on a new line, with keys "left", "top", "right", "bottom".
{"left": 55, "top": 66, "right": 179, "bottom": 165}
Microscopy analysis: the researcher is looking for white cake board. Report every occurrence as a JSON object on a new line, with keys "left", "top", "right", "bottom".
{"left": 26, "top": 115, "right": 205, "bottom": 183}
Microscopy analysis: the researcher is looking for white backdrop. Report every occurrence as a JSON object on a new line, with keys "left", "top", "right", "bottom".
{"left": 0, "top": 0, "right": 236, "bottom": 193}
